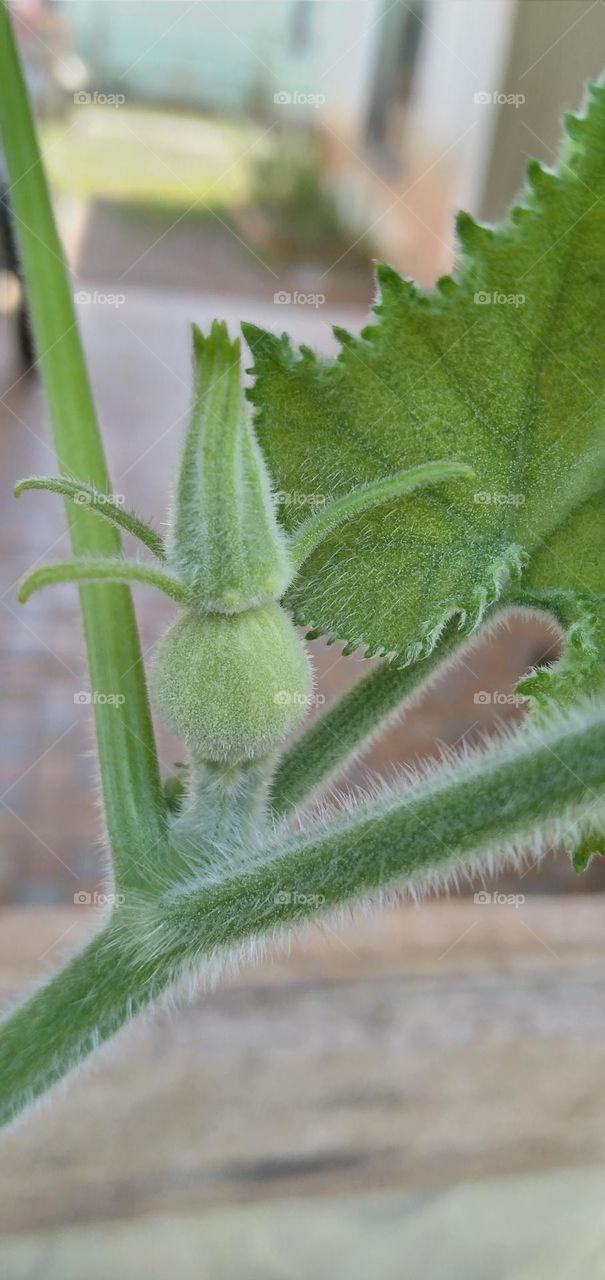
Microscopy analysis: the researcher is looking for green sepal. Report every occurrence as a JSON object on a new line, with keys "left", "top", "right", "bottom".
{"left": 288, "top": 460, "right": 475, "bottom": 570}
{"left": 15, "top": 475, "right": 166, "bottom": 560}
{"left": 18, "top": 557, "right": 190, "bottom": 604}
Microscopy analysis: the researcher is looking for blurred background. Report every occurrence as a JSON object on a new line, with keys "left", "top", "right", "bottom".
{"left": 2, "top": 2, "right": 605, "bottom": 1276}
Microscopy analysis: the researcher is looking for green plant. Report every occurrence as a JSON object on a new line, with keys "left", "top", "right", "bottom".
{"left": 2, "top": 1, "right": 605, "bottom": 1126}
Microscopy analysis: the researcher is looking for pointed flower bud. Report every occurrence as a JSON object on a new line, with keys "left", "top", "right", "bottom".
{"left": 166, "top": 321, "right": 291, "bottom": 613}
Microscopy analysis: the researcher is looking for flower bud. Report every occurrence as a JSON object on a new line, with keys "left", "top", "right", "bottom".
{"left": 151, "top": 603, "right": 313, "bottom": 763}
{"left": 166, "top": 322, "right": 292, "bottom": 613}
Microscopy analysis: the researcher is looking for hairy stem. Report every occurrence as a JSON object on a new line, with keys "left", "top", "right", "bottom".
{"left": 0, "top": 2, "right": 165, "bottom": 880}
{"left": 175, "top": 705, "right": 605, "bottom": 933}
{"left": 169, "top": 757, "right": 274, "bottom": 872}
{"left": 0, "top": 926, "right": 169, "bottom": 1128}
{"left": 3, "top": 699, "right": 605, "bottom": 1125}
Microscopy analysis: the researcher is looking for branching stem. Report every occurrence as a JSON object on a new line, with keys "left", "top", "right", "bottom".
{"left": 1, "top": 699, "right": 604, "bottom": 1126}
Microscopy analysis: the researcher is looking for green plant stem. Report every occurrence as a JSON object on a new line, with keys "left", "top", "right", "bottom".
{"left": 3, "top": 700, "right": 604, "bottom": 1126}
{"left": 0, "top": 926, "right": 169, "bottom": 1127}
{"left": 271, "top": 623, "right": 467, "bottom": 815}
{"left": 170, "top": 757, "right": 274, "bottom": 870}
{"left": 176, "top": 706, "right": 605, "bottom": 928}
{"left": 0, "top": 2, "right": 165, "bottom": 883}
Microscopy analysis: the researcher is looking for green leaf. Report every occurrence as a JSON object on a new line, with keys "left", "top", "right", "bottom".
{"left": 513, "top": 586, "right": 602, "bottom": 708}
{"left": 571, "top": 827, "right": 605, "bottom": 874}
{"left": 245, "top": 83, "right": 605, "bottom": 694}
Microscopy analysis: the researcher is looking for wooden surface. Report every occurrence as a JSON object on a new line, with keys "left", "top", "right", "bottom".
{"left": 1, "top": 898, "right": 605, "bottom": 1278}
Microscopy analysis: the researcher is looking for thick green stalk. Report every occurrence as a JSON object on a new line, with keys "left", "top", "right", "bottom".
{"left": 0, "top": 2, "right": 165, "bottom": 882}
{"left": 173, "top": 703, "right": 605, "bottom": 929}
{"left": 0, "top": 926, "right": 170, "bottom": 1128}
{"left": 2, "top": 700, "right": 604, "bottom": 1126}
{"left": 271, "top": 622, "right": 468, "bottom": 815}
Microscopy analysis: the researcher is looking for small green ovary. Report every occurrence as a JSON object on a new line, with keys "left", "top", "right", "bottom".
{"left": 151, "top": 603, "right": 313, "bottom": 763}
